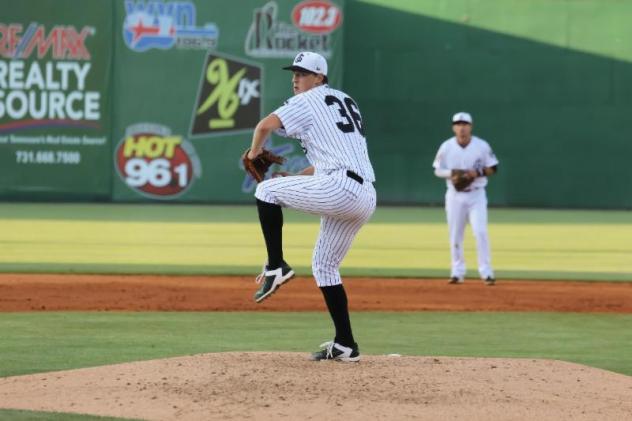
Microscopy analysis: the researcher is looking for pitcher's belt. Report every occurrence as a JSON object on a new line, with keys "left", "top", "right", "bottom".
{"left": 346, "top": 170, "right": 363, "bottom": 184}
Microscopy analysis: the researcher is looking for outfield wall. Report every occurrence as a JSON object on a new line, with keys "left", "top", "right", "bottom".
{"left": 0, "top": 0, "right": 345, "bottom": 203}
{"left": 0, "top": 0, "right": 113, "bottom": 201}
{"left": 1, "top": 0, "right": 631, "bottom": 208}
{"left": 345, "top": 0, "right": 632, "bottom": 208}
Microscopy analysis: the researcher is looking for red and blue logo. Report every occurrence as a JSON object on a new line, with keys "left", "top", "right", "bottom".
{"left": 123, "top": 0, "right": 219, "bottom": 52}
{"left": 0, "top": 24, "right": 101, "bottom": 132}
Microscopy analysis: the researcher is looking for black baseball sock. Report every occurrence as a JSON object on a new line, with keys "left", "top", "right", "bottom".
{"left": 320, "top": 284, "right": 356, "bottom": 348}
{"left": 256, "top": 199, "right": 284, "bottom": 269}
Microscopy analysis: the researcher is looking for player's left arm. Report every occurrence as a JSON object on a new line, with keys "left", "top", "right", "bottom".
{"left": 473, "top": 165, "right": 497, "bottom": 178}
{"left": 298, "top": 166, "right": 315, "bottom": 175}
{"left": 458, "top": 165, "right": 497, "bottom": 181}
{"left": 273, "top": 165, "right": 314, "bottom": 178}
{"left": 248, "top": 114, "right": 283, "bottom": 159}
{"left": 476, "top": 143, "right": 499, "bottom": 177}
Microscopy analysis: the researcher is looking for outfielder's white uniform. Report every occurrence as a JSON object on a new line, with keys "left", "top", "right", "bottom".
{"left": 255, "top": 84, "right": 376, "bottom": 287}
{"left": 433, "top": 136, "right": 499, "bottom": 279}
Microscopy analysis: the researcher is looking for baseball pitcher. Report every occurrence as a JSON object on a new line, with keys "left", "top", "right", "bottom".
{"left": 242, "top": 52, "right": 376, "bottom": 361}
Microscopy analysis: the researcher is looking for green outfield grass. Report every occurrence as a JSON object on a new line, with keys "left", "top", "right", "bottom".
{"left": 4, "top": 312, "right": 630, "bottom": 420}
{"left": 1, "top": 312, "right": 631, "bottom": 378}
{"left": 1, "top": 203, "right": 631, "bottom": 419}
{"left": 0, "top": 410, "right": 139, "bottom": 421}
{"left": 0, "top": 203, "right": 631, "bottom": 281}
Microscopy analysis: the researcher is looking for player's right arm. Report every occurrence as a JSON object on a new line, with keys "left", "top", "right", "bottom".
{"left": 434, "top": 168, "right": 452, "bottom": 178}
{"left": 433, "top": 143, "right": 451, "bottom": 178}
{"left": 248, "top": 114, "right": 283, "bottom": 159}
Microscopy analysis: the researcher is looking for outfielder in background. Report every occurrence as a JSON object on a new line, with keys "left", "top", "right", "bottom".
{"left": 243, "top": 52, "right": 376, "bottom": 362}
{"left": 433, "top": 112, "right": 499, "bottom": 286}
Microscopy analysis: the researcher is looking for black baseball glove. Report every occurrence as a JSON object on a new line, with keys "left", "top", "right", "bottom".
{"left": 451, "top": 169, "right": 474, "bottom": 192}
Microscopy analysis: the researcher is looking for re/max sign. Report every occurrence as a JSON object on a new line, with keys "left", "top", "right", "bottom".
{"left": 0, "top": 23, "right": 93, "bottom": 60}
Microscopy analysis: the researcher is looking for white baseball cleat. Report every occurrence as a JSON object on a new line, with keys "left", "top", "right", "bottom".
{"left": 253, "top": 262, "right": 295, "bottom": 303}
{"left": 310, "top": 341, "right": 361, "bottom": 362}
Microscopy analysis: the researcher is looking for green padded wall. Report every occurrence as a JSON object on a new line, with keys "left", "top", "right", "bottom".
{"left": 344, "top": 0, "right": 632, "bottom": 208}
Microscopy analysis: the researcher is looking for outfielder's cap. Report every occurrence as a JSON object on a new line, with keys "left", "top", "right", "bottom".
{"left": 452, "top": 112, "right": 473, "bottom": 124}
{"left": 283, "top": 52, "right": 328, "bottom": 76}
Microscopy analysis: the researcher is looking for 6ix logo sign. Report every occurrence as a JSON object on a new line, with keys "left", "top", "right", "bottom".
{"left": 115, "top": 123, "right": 201, "bottom": 199}
{"left": 190, "top": 52, "right": 261, "bottom": 137}
{"left": 245, "top": 1, "right": 342, "bottom": 58}
{"left": 123, "top": 0, "right": 219, "bottom": 52}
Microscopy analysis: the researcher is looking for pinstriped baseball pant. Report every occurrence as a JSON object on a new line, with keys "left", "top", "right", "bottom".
{"left": 255, "top": 171, "right": 376, "bottom": 287}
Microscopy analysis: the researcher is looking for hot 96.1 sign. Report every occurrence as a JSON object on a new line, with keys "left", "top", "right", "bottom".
{"left": 115, "top": 123, "right": 201, "bottom": 199}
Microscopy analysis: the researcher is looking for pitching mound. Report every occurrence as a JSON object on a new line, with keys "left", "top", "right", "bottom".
{"left": 1, "top": 353, "right": 631, "bottom": 421}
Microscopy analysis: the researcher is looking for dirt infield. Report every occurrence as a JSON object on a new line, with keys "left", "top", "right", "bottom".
{"left": 1, "top": 352, "right": 631, "bottom": 421}
{"left": 0, "top": 273, "right": 631, "bottom": 312}
{"left": 2, "top": 274, "right": 631, "bottom": 420}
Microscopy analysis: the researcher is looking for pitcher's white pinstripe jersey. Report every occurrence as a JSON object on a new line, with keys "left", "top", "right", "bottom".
{"left": 255, "top": 84, "right": 376, "bottom": 287}
{"left": 273, "top": 85, "right": 375, "bottom": 183}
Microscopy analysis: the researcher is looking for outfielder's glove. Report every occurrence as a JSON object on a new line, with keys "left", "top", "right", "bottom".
{"left": 451, "top": 169, "right": 474, "bottom": 192}
{"left": 242, "top": 148, "right": 285, "bottom": 182}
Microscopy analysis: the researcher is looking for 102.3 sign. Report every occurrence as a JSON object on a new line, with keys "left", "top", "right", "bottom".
{"left": 115, "top": 123, "right": 201, "bottom": 199}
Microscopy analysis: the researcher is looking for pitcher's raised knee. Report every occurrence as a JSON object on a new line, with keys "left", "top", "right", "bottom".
{"left": 254, "top": 180, "right": 279, "bottom": 205}
{"left": 312, "top": 263, "right": 342, "bottom": 287}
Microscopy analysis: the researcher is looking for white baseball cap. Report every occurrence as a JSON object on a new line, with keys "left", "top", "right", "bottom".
{"left": 452, "top": 112, "right": 473, "bottom": 124}
{"left": 283, "top": 51, "right": 328, "bottom": 76}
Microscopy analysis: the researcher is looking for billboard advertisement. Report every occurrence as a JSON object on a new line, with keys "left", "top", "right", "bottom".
{"left": 112, "top": 0, "right": 345, "bottom": 202}
{"left": 0, "top": 0, "right": 112, "bottom": 200}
